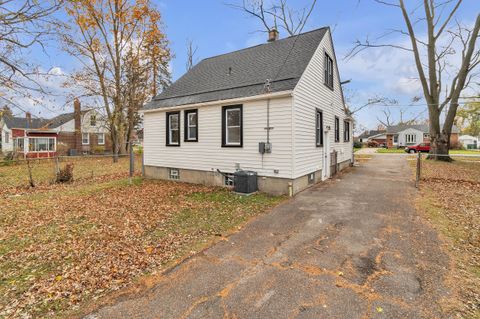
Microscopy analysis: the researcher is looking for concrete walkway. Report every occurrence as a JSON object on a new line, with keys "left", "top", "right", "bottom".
{"left": 89, "top": 155, "right": 452, "bottom": 319}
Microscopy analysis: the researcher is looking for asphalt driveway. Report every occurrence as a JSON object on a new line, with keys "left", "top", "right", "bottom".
{"left": 88, "top": 155, "right": 452, "bottom": 319}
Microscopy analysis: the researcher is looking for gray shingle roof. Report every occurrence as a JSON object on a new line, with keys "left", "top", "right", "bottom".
{"left": 358, "top": 130, "right": 386, "bottom": 139}
{"left": 144, "top": 27, "right": 328, "bottom": 110}
{"left": 386, "top": 124, "right": 459, "bottom": 134}
{"left": 3, "top": 116, "right": 47, "bottom": 129}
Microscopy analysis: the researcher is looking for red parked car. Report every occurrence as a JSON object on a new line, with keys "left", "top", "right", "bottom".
{"left": 405, "top": 143, "right": 430, "bottom": 153}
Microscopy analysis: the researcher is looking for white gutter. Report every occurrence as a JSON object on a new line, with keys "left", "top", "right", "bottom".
{"left": 140, "top": 90, "right": 293, "bottom": 114}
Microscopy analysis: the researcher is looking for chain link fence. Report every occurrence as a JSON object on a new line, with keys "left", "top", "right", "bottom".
{"left": 0, "top": 153, "right": 143, "bottom": 190}
{"left": 415, "top": 152, "right": 480, "bottom": 188}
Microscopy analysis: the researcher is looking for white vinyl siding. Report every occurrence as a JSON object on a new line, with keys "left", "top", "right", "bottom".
{"left": 0, "top": 125, "right": 13, "bottom": 152}
{"left": 144, "top": 96, "right": 293, "bottom": 179}
{"left": 292, "top": 29, "right": 353, "bottom": 178}
{"left": 397, "top": 128, "right": 423, "bottom": 146}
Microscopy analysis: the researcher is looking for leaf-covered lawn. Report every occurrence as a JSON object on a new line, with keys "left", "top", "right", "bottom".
{"left": 0, "top": 156, "right": 142, "bottom": 196}
{"left": 0, "top": 177, "right": 284, "bottom": 318}
{"left": 376, "top": 148, "right": 405, "bottom": 153}
{"left": 414, "top": 160, "right": 480, "bottom": 317}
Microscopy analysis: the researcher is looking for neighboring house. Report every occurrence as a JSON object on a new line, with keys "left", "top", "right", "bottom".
{"left": 386, "top": 124, "right": 460, "bottom": 148}
{"left": 459, "top": 135, "right": 479, "bottom": 149}
{"left": 0, "top": 99, "right": 110, "bottom": 158}
{"left": 357, "top": 130, "right": 386, "bottom": 144}
{"left": 141, "top": 27, "right": 353, "bottom": 195}
{"left": 367, "top": 133, "right": 387, "bottom": 146}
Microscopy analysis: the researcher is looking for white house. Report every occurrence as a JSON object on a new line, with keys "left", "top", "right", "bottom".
{"left": 459, "top": 135, "right": 479, "bottom": 149}
{"left": 141, "top": 27, "right": 353, "bottom": 195}
{"left": 386, "top": 124, "right": 460, "bottom": 148}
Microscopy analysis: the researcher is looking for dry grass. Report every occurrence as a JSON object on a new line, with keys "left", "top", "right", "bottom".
{"left": 414, "top": 159, "right": 480, "bottom": 318}
{"left": 0, "top": 166, "right": 284, "bottom": 318}
{"left": 0, "top": 156, "right": 142, "bottom": 197}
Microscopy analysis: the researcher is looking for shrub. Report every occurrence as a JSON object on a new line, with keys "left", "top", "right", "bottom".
{"left": 353, "top": 141, "right": 363, "bottom": 149}
{"left": 92, "top": 146, "right": 105, "bottom": 154}
{"left": 56, "top": 163, "right": 74, "bottom": 183}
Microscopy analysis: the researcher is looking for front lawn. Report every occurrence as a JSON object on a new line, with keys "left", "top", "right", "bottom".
{"left": 414, "top": 160, "right": 480, "bottom": 317}
{"left": 0, "top": 176, "right": 283, "bottom": 318}
{"left": 376, "top": 148, "right": 405, "bottom": 153}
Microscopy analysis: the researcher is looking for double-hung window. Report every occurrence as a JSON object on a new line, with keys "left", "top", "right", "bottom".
{"left": 82, "top": 133, "right": 90, "bottom": 145}
{"left": 343, "top": 120, "right": 350, "bottom": 142}
{"left": 184, "top": 109, "right": 198, "bottom": 142}
{"left": 324, "top": 53, "right": 334, "bottom": 89}
{"left": 315, "top": 109, "right": 323, "bottom": 147}
{"left": 166, "top": 111, "right": 180, "bottom": 146}
{"left": 405, "top": 133, "right": 416, "bottom": 144}
{"left": 222, "top": 105, "right": 242, "bottom": 147}
{"left": 334, "top": 116, "right": 340, "bottom": 142}
{"left": 97, "top": 133, "right": 105, "bottom": 145}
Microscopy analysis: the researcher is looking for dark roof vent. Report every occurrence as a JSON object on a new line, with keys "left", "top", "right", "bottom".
{"left": 228, "top": 67, "right": 232, "bottom": 75}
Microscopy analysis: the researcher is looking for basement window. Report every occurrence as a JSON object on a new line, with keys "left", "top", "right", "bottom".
{"left": 224, "top": 173, "right": 234, "bottom": 186}
{"left": 169, "top": 168, "right": 179, "bottom": 180}
{"left": 308, "top": 173, "right": 315, "bottom": 184}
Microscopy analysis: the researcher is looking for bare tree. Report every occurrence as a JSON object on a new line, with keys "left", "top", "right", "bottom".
{"left": 347, "top": 0, "right": 480, "bottom": 160}
{"left": 377, "top": 108, "right": 393, "bottom": 127}
{"left": 185, "top": 39, "right": 199, "bottom": 71}
{"left": 226, "top": 0, "right": 317, "bottom": 36}
{"left": 0, "top": 0, "right": 63, "bottom": 112}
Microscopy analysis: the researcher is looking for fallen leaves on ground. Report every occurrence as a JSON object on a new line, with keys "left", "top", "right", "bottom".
{"left": 0, "top": 177, "right": 283, "bottom": 318}
{"left": 415, "top": 160, "right": 480, "bottom": 317}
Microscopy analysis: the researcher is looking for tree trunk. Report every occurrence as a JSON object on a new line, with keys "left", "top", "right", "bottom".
{"left": 429, "top": 132, "right": 451, "bottom": 161}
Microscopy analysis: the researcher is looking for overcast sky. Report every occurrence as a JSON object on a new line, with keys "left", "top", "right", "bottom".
{"left": 7, "top": 0, "right": 480, "bottom": 131}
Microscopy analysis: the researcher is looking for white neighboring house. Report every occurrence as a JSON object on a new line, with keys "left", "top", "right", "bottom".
{"left": 141, "top": 27, "right": 353, "bottom": 195}
{"left": 0, "top": 116, "right": 13, "bottom": 153}
{"left": 386, "top": 124, "right": 460, "bottom": 148}
{"left": 459, "top": 135, "right": 479, "bottom": 149}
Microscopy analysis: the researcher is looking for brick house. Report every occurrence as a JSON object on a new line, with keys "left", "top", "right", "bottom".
{"left": 0, "top": 99, "right": 111, "bottom": 158}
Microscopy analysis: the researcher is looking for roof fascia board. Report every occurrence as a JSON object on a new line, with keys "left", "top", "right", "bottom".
{"left": 140, "top": 90, "right": 293, "bottom": 114}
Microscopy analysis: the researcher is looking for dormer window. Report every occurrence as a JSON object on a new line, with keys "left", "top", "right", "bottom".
{"left": 90, "top": 114, "right": 96, "bottom": 126}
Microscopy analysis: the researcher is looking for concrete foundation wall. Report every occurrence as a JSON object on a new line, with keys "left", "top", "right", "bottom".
{"left": 144, "top": 160, "right": 351, "bottom": 196}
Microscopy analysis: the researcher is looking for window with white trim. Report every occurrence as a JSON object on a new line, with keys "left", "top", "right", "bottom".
{"left": 97, "top": 133, "right": 105, "bottom": 145}
{"left": 166, "top": 112, "right": 180, "bottom": 146}
{"left": 222, "top": 105, "right": 242, "bottom": 147}
{"left": 405, "top": 133, "right": 416, "bottom": 144}
{"left": 4, "top": 131, "right": 9, "bottom": 144}
{"left": 169, "top": 168, "right": 179, "bottom": 180}
{"left": 184, "top": 109, "right": 198, "bottom": 142}
{"left": 28, "top": 137, "right": 55, "bottom": 152}
{"left": 90, "top": 114, "right": 97, "bottom": 126}
{"left": 82, "top": 133, "right": 90, "bottom": 145}
{"left": 224, "top": 173, "right": 234, "bottom": 186}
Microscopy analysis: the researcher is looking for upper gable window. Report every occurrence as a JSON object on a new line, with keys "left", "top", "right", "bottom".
{"left": 90, "top": 114, "right": 96, "bottom": 126}
{"left": 324, "top": 53, "right": 334, "bottom": 90}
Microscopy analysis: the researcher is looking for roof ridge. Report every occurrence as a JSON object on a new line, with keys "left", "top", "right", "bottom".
{"left": 199, "top": 27, "right": 329, "bottom": 63}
